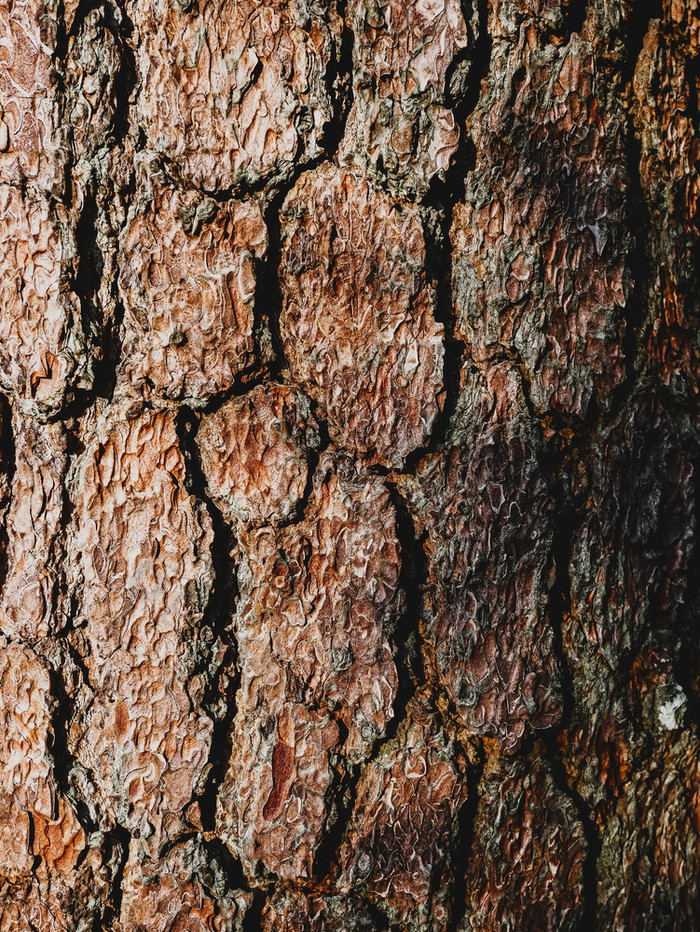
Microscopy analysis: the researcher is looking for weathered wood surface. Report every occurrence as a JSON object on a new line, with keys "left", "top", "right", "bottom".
{"left": 0, "top": 0, "right": 698, "bottom": 929}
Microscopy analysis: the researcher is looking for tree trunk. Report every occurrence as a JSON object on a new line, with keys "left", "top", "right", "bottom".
{"left": 0, "top": 0, "right": 698, "bottom": 929}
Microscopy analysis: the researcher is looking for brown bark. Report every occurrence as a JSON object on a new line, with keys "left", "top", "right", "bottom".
{"left": 0, "top": 0, "right": 698, "bottom": 929}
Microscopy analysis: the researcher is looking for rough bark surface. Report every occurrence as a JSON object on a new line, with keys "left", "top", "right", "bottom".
{"left": 0, "top": 0, "right": 698, "bottom": 930}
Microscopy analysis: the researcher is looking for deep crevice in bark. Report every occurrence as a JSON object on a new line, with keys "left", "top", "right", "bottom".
{"left": 174, "top": 406, "right": 242, "bottom": 837}
{"left": 280, "top": 394, "right": 331, "bottom": 528}
{"left": 67, "top": 0, "right": 135, "bottom": 410}
{"left": 456, "top": 0, "right": 492, "bottom": 122}
{"left": 540, "top": 436, "right": 602, "bottom": 929}
{"left": 384, "top": 482, "right": 428, "bottom": 706}
{"left": 320, "top": 0, "right": 355, "bottom": 160}
{"left": 258, "top": 186, "right": 295, "bottom": 381}
{"left": 312, "top": 719, "right": 358, "bottom": 883}
{"left": 673, "top": 444, "right": 700, "bottom": 725}
{"left": 46, "top": 663, "right": 98, "bottom": 832}
{"left": 0, "top": 394, "right": 15, "bottom": 588}
{"left": 396, "top": 197, "right": 466, "bottom": 469}
{"left": 201, "top": 835, "right": 252, "bottom": 898}
{"left": 447, "top": 740, "right": 485, "bottom": 932}
{"left": 100, "top": 826, "right": 131, "bottom": 932}
{"left": 560, "top": 0, "right": 588, "bottom": 41}
{"left": 241, "top": 888, "right": 266, "bottom": 932}
{"left": 312, "top": 479, "right": 428, "bottom": 883}
{"left": 400, "top": 0, "right": 492, "bottom": 468}
{"left": 621, "top": 0, "right": 665, "bottom": 86}
{"left": 609, "top": 109, "right": 654, "bottom": 418}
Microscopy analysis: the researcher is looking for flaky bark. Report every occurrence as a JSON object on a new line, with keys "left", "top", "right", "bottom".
{"left": 0, "top": 0, "right": 698, "bottom": 929}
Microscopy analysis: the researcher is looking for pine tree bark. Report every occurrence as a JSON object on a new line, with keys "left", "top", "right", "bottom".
{"left": 0, "top": 0, "right": 698, "bottom": 930}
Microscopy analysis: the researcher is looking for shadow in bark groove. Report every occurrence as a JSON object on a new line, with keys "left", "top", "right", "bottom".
{"left": 241, "top": 888, "right": 266, "bottom": 932}
{"left": 46, "top": 664, "right": 100, "bottom": 836}
{"left": 451, "top": 0, "right": 492, "bottom": 124}
{"left": 382, "top": 483, "right": 429, "bottom": 734}
{"left": 202, "top": 835, "right": 251, "bottom": 896}
{"left": 0, "top": 393, "right": 15, "bottom": 590}
{"left": 310, "top": 481, "right": 428, "bottom": 883}
{"left": 321, "top": 0, "right": 355, "bottom": 159}
{"left": 674, "top": 441, "right": 700, "bottom": 727}
{"left": 98, "top": 825, "right": 131, "bottom": 932}
{"left": 447, "top": 740, "right": 485, "bottom": 932}
{"left": 309, "top": 485, "right": 427, "bottom": 884}
{"left": 621, "top": 0, "right": 665, "bottom": 86}
{"left": 554, "top": 0, "right": 588, "bottom": 42}
{"left": 174, "top": 407, "right": 242, "bottom": 838}
{"left": 257, "top": 185, "right": 295, "bottom": 381}
{"left": 70, "top": 0, "right": 136, "bottom": 409}
{"left": 312, "top": 718, "right": 358, "bottom": 883}
{"left": 288, "top": 395, "right": 332, "bottom": 525}
{"left": 613, "top": 109, "right": 654, "bottom": 419}
{"left": 540, "top": 732, "right": 602, "bottom": 932}
{"left": 397, "top": 0, "right": 492, "bottom": 471}
{"left": 538, "top": 452, "right": 602, "bottom": 931}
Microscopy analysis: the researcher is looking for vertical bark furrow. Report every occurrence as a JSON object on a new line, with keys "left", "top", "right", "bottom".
{"left": 334, "top": 696, "right": 470, "bottom": 931}
{"left": 451, "top": 18, "right": 633, "bottom": 420}
{"left": 216, "top": 449, "right": 403, "bottom": 881}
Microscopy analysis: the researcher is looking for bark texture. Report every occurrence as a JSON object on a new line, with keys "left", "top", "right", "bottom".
{"left": 0, "top": 0, "right": 698, "bottom": 929}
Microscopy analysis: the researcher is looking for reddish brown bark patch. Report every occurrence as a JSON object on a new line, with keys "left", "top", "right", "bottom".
{"left": 280, "top": 163, "right": 444, "bottom": 468}
{"left": 466, "top": 754, "right": 588, "bottom": 932}
{"left": 127, "top": 0, "right": 343, "bottom": 192}
{"left": 0, "top": 186, "right": 88, "bottom": 416}
{"left": 342, "top": 0, "right": 473, "bottom": 196}
{"left": 67, "top": 401, "right": 215, "bottom": 850}
{"left": 0, "top": 0, "right": 66, "bottom": 194}
{"left": 452, "top": 31, "right": 631, "bottom": 418}
{"left": 118, "top": 184, "right": 267, "bottom": 404}
{"left": 335, "top": 697, "right": 469, "bottom": 929}
{"left": 120, "top": 838, "right": 252, "bottom": 932}
{"left": 197, "top": 383, "right": 319, "bottom": 527}
{"left": 217, "top": 452, "right": 403, "bottom": 879}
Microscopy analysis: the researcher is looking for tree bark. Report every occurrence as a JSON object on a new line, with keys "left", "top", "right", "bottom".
{"left": 0, "top": 0, "right": 698, "bottom": 929}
